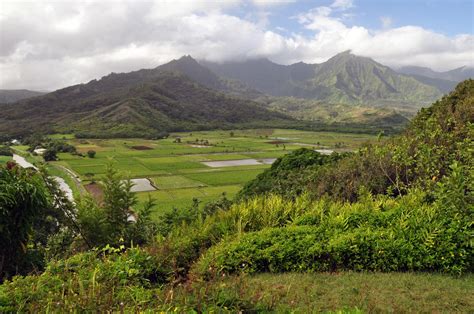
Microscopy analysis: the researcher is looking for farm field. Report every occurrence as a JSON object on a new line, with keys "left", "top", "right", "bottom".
{"left": 0, "top": 155, "right": 12, "bottom": 165}
{"left": 15, "top": 129, "right": 377, "bottom": 219}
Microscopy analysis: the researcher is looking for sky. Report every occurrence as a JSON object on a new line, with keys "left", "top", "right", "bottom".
{"left": 0, "top": 0, "right": 473, "bottom": 91}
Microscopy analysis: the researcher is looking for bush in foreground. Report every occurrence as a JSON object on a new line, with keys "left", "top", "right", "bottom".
{"left": 195, "top": 164, "right": 472, "bottom": 276}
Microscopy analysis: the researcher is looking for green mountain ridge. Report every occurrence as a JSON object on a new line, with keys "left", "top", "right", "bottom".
{"left": 202, "top": 51, "right": 442, "bottom": 107}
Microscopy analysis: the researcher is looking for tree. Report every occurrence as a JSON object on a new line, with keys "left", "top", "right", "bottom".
{"left": 101, "top": 166, "right": 136, "bottom": 244}
{"left": 76, "top": 165, "right": 156, "bottom": 248}
{"left": 43, "top": 148, "right": 57, "bottom": 161}
{"left": 230, "top": 131, "right": 234, "bottom": 137}
{"left": 87, "top": 150, "right": 96, "bottom": 158}
{"left": 0, "top": 163, "right": 72, "bottom": 279}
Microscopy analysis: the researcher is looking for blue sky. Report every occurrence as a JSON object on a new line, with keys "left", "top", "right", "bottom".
{"left": 1, "top": 0, "right": 473, "bottom": 90}
{"left": 236, "top": 0, "right": 474, "bottom": 36}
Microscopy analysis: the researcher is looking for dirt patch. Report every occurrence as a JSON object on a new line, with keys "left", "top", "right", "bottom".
{"left": 85, "top": 183, "right": 103, "bottom": 203}
{"left": 267, "top": 140, "right": 287, "bottom": 145}
{"left": 131, "top": 145, "right": 153, "bottom": 150}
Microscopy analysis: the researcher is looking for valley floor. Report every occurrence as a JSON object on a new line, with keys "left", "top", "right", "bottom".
{"left": 5, "top": 129, "right": 377, "bottom": 220}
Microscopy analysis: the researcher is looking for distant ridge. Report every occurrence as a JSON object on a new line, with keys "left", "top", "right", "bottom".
{"left": 0, "top": 89, "right": 45, "bottom": 103}
{"left": 397, "top": 65, "right": 474, "bottom": 82}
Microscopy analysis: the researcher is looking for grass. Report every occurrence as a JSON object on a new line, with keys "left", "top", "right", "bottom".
{"left": 184, "top": 169, "right": 262, "bottom": 186}
{"left": 136, "top": 184, "right": 242, "bottom": 220}
{"left": 0, "top": 156, "right": 12, "bottom": 165}
{"left": 35, "top": 129, "right": 377, "bottom": 219}
{"left": 150, "top": 175, "right": 205, "bottom": 189}
{"left": 198, "top": 272, "right": 474, "bottom": 313}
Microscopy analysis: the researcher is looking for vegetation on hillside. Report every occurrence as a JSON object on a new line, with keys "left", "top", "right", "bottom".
{"left": 261, "top": 96, "right": 411, "bottom": 130}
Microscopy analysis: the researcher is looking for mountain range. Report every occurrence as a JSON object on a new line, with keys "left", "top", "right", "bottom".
{"left": 0, "top": 71, "right": 290, "bottom": 138}
{"left": 1, "top": 51, "right": 470, "bottom": 138}
{"left": 203, "top": 51, "right": 444, "bottom": 108}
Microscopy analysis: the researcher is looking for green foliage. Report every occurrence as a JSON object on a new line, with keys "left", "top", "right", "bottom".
{"left": 0, "top": 146, "right": 12, "bottom": 157}
{"left": 42, "top": 148, "right": 58, "bottom": 161}
{"left": 0, "top": 165, "right": 51, "bottom": 279}
{"left": 238, "top": 148, "right": 347, "bottom": 200}
{"left": 196, "top": 170, "right": 473, "bottom": 276}
{"left": 76, "top": 166, "right": 156, "bottom": 248}
{"left": 0, "top": 248, "right": 163, "bottom": 312}
{"left": 0, "top": 164, "right": 75, "bottom": 280}
{"left": 0, "top": 81, "right": 471, "bottom": 311}
{"left": 87, "top": 150, "right": 96, "bottom": 158}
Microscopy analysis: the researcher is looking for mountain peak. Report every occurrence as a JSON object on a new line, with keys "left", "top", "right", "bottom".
{"left": 177, "top": 55, "right": 197, "bottom": 61}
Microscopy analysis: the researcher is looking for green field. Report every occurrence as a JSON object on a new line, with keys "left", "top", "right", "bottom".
{"left": 17, "top": 129, "right": 376, "bottom": 219}
{"left": 0, "top": 155, "right": 12, "bottom": 165}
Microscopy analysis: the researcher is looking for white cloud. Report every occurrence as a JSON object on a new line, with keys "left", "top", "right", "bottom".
{"left": 250, "top": 0, "right": 296, "bottom": 7}
{"left": 331, "top": 0, "right": 354, "bottom": 10}
{"left": 0, "top": 0, "right": 472, "bottom": 90}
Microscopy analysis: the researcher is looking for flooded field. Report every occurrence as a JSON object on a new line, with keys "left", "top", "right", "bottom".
{"left": 129, "top": 178, "right": 156, "bottom": 192}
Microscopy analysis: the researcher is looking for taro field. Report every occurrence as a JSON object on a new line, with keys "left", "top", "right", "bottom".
{"left": 16, "top": 129, "right": 376, "bottom": 220}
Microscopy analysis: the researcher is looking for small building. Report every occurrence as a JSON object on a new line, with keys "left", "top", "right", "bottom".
{"left": 11, "top": 139, "right": 20, "bottom": 145}
{"left": 34, "top": 148, "right": 47, "bottom": 155}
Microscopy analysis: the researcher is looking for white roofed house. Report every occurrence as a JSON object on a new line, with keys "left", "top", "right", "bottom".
{"left": 33, "top": 148, "right": 47, "bottom": 155}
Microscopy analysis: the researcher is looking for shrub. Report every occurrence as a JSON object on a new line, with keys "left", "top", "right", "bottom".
{"left": 87, "top": 150, "right": 96, "bottom": 158}
{"left": 194, "top": 168, "right": 473, "bottom": 276}
{"left": 0, "top": 248, "right": 163, "bottom": 311}
{"left": 0, "top": 146, "right": 12, "bottom": 156}
{"left": 42, "top": 148, "right": 57, "bottom": 161}
{"left": 238, "top": 148, "right": 347, "bottom": 200}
